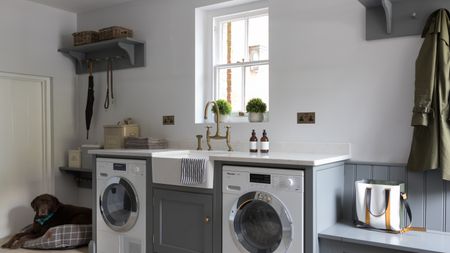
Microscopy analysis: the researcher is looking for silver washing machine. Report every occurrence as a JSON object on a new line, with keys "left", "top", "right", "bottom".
{"left": 96, "top": 158, "right": 146, "bottom": 253}
{"left": 223, "top": 166, "right": 304, "bottom": 253}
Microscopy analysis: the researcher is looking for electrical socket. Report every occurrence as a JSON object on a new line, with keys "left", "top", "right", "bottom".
{"left": 297, "top": 112, "right": 315, "bottom": 124}
{"left": 163, "top": 115, "right": 175, "bottom": 125}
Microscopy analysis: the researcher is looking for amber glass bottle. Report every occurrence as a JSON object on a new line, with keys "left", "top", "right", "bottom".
{"left": 260, "top": 129, "right": 269, "bottom": 153}
{"left": 249, "top": 130, "right": 258, "bottom": 153}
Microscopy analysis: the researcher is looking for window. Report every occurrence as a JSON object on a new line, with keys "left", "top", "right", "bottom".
{"left": 213, "top": 8, "right": 269, "bottom": 114}
{"left": 195, "top": 1, "right": 269, "bottom": 123}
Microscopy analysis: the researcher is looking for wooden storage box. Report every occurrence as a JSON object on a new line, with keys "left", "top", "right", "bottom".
{"left": 104, "top": 124, "right": 139, "bottom": 149}
{"left": 68, "top": 149, "right": 81, "bottom": 168}
{"left": 98, "top": 26, "right": 133, "bottom": 41}
{"left": 72, "top": 31, "right": 99, "bottom": 46}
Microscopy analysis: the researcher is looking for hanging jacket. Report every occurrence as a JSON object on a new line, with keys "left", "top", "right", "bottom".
{"left": 407, "top": 9, "right": 450, "bottom": 181}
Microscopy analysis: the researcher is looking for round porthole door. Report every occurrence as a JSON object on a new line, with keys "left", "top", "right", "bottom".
{"left": 230, "top": 191, "right": 293, "bottom": 253}
{"left": 100, "top": 176, "right": 139, "bottom": 232}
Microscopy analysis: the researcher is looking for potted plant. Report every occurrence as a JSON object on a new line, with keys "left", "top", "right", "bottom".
{"left": 246, "top": 98, "right": 267, "bottom": 122}
{"left": 211, "top": 99, "right": 232, "bottom": 122}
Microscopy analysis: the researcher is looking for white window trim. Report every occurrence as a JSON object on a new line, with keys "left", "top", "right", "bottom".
{"left": 195, "top": 0, "right": 269, "bottom": 124}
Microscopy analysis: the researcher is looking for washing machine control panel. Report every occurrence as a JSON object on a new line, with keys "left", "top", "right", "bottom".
{"left": 97, "top": 158, "right": 146, "bottom": 178}
{"left": 223, "top": 167, "right": 303, "bottom": 193}
{"left": 113, "top": 163, "right": 127, "bottom": 171}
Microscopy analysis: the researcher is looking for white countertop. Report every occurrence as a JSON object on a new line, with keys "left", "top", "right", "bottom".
{"left": 209, "top": 151, "right": 350, "bottom": 166}
{"left": 90, "top": 149, "right": 350, "bottom": 167}
{"left": 89, "top": 149, "right": 174, "bottom": 156}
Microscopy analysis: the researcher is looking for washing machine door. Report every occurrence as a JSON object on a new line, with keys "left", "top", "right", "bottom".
{"left": 100, "top": 176, "right": 139, "bottom": 232}
{"left": 230, "top": 191, "right": 293, "bottom": 253}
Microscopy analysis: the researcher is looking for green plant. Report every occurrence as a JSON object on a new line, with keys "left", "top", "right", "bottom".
{"left": 246, "top": 98, "right": 267, "bottom": 113}
{"left": 212, "top": 99, "right": 232, "bottom": 115}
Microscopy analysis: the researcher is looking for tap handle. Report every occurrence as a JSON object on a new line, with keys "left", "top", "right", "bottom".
{"left": 196, "top": 135, "right": 203, "bottom": 150}
{"left": 205, "top": 126, "right": 212, "bottom": 150}
{"left": 225, "top": 125, "right": 232, "bottom": 151}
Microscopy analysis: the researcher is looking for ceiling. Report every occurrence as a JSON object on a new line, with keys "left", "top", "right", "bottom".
{"left": 27, "top": 0, "right": 138, "bottom": 13}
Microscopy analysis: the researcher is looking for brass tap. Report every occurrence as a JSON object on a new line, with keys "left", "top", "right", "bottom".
{"left": 204, "top": 101, "right": 232, "bottom": 151}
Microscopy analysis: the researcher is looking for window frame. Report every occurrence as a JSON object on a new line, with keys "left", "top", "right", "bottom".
{"left": 212, "top": 8, "right": 269, "bottom": 116}
{"left": 195, "top": 1, "right": 269, "bottom": 124}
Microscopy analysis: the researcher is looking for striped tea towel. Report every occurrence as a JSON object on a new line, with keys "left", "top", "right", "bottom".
{"left": 180, "top": 158, "right": 207, "bottom": 185}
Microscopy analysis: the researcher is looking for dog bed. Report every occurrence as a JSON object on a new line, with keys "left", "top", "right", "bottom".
{"left": 21, "top": 224, "right": 92, "bottom": 249}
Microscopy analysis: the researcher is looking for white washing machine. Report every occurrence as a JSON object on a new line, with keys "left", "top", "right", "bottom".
{"left": 223, "top": 166, "right": 304, "bottom": 253}
{"left": 96, "top": 158, "right": 146, "bottom": 253}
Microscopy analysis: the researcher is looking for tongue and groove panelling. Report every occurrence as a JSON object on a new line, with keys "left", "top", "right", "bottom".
{"left": 344, "top": 162, "right": 450, "bottom": 232}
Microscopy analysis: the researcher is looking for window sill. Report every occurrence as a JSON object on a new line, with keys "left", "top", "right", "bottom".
{"left": 196, "top": 112, "right": 269, "bottom": 124}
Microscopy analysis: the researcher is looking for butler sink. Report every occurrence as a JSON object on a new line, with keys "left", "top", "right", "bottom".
{"left": 151, "top": 150, "right": 229, "bottom": 189}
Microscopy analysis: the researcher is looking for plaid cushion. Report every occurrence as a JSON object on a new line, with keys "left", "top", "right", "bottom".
{"left": 22, "top": 224, "right": 92, "bottom": 249}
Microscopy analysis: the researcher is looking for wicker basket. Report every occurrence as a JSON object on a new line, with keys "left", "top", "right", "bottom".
{"left": 72, "top": 31, "right": 99, "bottom": 46}
{"left": 98, "top": 26, "right": 133, "bottom": 41}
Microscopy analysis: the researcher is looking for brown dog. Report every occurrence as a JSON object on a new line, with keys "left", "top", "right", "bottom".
{"left": 1, "top": 194, "right": 92, "bottom": 249}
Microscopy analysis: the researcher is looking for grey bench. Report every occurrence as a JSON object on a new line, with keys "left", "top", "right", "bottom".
{"left": 319, "top": 223, "right": 450, "bottom": 253}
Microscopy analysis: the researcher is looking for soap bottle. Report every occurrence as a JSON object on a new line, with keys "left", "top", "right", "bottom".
{"left": 260, "top": 129, "right": 269, "bottom": 153}
{"left": 249, "top": 130, "right": 258, "bottom": 153}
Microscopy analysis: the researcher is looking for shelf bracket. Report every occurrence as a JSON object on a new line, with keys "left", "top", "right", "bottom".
{"left": 66, "top": 51, "right": 85, "bottom": 62}
{"left": 118, "top": 42, "right": 135, "bottom": 65}
{"left": 381, "top": 0, "right": 393, "bottom": 34}
{"left": 59, "top": 167, "right": 92, "bottom": 189}
{"left": 59, "top": 50, "right": 86, "bottom": 70}
{"left": 359, "top": 0, "right": 450, "bottom": 40}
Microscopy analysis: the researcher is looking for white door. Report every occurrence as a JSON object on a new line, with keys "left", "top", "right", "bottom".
{"left": 0, "top": 73, "right": 51, "bottom": 239}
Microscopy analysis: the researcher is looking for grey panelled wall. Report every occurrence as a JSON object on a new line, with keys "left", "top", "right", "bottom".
{"left": 344, "top": 162, "right": 450, "bottom": 232}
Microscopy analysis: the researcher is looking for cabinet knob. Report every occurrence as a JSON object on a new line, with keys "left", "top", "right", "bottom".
{"left": 204, "top": 217, "right": 210, "bottom": 224}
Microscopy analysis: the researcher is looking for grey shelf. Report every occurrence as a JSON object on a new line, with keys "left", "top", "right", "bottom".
{"left": 358, "top": 0, "right": 450, "bottom": 40}
{"left": 59, "top": 167, "right": 92, "bottom": 189}
{"left": 320, "top": 223, "right": 450, "bottom": 253}
{"left": 58, "top": 38, "right": 146, "bottom": 74}
{"left": 359, "top": 0, "right": 382, "bottom": 8}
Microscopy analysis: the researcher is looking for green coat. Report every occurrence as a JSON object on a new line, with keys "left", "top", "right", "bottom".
{"left": 407, "top": 9, "right": 450, "bottom": 181}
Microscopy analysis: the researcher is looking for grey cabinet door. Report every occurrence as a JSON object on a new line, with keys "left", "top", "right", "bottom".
{"left": 153, "top": 189, "right": 213, "bottom": 253}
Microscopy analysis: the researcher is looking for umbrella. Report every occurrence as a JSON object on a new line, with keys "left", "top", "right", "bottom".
{"left": 85, "top": 61, "right": 95, "bottom": 139}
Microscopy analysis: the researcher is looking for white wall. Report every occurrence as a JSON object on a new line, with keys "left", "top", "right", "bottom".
{"left": 77, "top": 0, "right": 421, "bottom": 164}
{"left": 0, "top": 0, "right": 81, "bottom": 205}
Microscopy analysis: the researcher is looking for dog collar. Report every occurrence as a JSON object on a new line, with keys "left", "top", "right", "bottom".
{"left": 35, "top": 212, "right": 55, "bottom": 225}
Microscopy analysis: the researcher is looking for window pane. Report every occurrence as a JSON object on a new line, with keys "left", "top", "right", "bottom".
{"left": 248, "top": 15, "right": 269, "bottom": 61}
{"left": 217, "top": 67, "right": 243, "bottom": 112}
{"left": 245, "top": 64, "right": 269, "bottom": 111}
{"left": 220, "top": 20, "right": 246, "bottom": 64}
